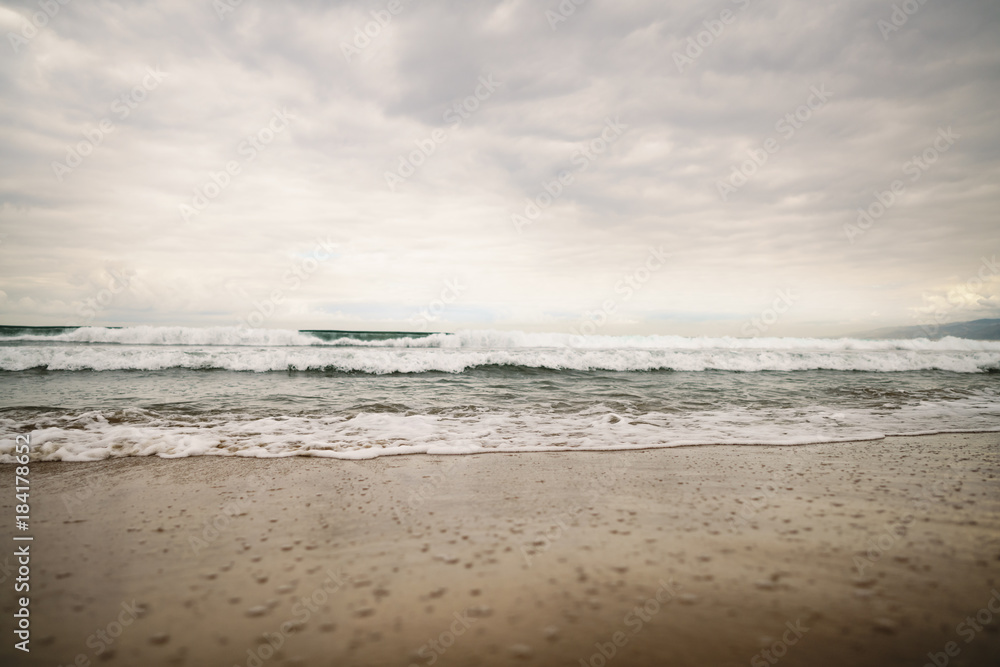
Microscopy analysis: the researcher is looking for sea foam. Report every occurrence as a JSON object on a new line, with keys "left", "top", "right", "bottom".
{"left": 2, "top": 327, "right": 999, "bottom": 373}
{"left": 5, "top": 325, "right": 1000, "bottom": 351}
{"left": 2, "top": 395, "right": 998, "bottom": 462}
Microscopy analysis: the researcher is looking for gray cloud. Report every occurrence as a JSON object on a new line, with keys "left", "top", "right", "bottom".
{"left": 0, "top": 0, "right": 998, "bottom": 336}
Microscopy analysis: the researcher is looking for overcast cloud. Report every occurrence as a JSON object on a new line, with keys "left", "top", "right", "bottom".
{"left": 0, "top": 0, "right": 998, "bottom": 336}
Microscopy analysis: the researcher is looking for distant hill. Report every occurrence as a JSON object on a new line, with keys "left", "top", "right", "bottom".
{"left": 853, "top": 318, "right": 1000, "bottom": 340}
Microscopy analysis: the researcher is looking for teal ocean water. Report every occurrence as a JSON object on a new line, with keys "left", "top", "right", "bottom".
{"left": 1, "top": 326, "right": 998, "bottom": 461}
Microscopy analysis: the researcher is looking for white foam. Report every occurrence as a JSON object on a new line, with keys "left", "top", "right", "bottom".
{"left": 3, "top": 325, "right": 326, "bottom": 347}
{"left": 363, "top": 330, "right": 1000, "bottom": 353}
{"left": 6, "top": 325, "right": 1000, "bottom": 352}
{"left": 2, "top": 397, "right": 998, "bottom": 462}
{"left": 2, "top": 343, "right": 998, "bottom": 373}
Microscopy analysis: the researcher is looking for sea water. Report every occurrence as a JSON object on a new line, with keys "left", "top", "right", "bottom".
{"left": 1, "top": 326, "right": 998, "bottom": 461}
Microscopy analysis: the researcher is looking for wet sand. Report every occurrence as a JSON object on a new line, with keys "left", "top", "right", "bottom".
{"left": 2, "top": 433, "right": 999, "bottom": 666}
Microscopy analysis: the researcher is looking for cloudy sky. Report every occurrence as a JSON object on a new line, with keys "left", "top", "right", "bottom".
{"left": 0, "top": 0, "right": 998, "bottom": 337}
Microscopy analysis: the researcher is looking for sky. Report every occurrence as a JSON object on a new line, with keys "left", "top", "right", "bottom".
{"left": 0, "top": 0, "right": 998, "bottom": 337}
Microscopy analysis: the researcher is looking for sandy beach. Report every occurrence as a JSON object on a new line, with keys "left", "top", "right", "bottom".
{"left": 3, "top": 433, "right": 999, "bottom": 667}
{"left": 5, "top": 1, "right": 1000, "bottom": 665}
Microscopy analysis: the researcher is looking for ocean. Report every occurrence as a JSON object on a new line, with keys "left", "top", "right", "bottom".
{"left": 1, "top": 325, "right": 999, "bottom": 461}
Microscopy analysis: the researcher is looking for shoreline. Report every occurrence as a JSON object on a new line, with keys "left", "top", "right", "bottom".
{"left": 12, "top": 427, "right": 1000, "bottom": 463}
{"left": 2, "top": 433, "right": 999, "bottom": 666}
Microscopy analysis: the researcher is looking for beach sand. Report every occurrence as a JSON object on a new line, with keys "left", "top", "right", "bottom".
{"left": 3, "top": 433, "right": 999, "bottom": 667}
